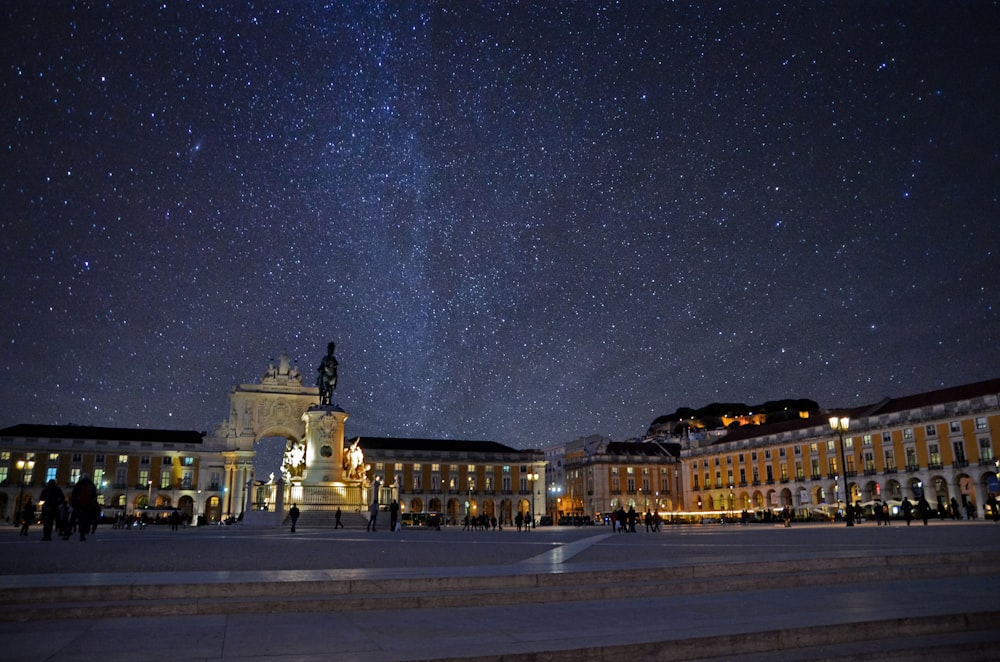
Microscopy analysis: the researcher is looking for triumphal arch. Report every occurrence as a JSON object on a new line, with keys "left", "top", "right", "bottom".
{"left": 214, "top": 347, "right": 374, "bottom": 524}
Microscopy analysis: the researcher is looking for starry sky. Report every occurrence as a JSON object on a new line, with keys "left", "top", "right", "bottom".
{"left": 2, "top": 2, "right": 998, "bottom": 449}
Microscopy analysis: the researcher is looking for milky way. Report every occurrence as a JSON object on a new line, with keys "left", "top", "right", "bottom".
{"left": 2, "top": 2, "right": 997, "bottom": 448}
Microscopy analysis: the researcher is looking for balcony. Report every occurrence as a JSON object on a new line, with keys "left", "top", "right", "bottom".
{"left": 980, "top": 458, "right": 997, "bottom": 466}
{"left": 883, "top": 467, "right": 897, "bottom": 474}
{"left": 844, "top": 471, "right": 857, "bottom": 478}
{"left": 953, "top": 459, "right": 969, "bottom": 469}
{"left": 905, "top": 464, "right": 920, "bottom": 472}
{"left": 864, "top": 469, "right": 878, "bottom": 477}
{"left": 811, "top": 473, "right": 821, "bottom": 480}
{"left": 928, "top": 463, "right": 943, "bottom": 470}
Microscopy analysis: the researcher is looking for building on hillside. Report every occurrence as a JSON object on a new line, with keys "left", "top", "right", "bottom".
{"left": 683, "top": 378, "right": 1000, "bottom": 519}
{"left": 348, "top": 436, "right": 545, "bottom": 526}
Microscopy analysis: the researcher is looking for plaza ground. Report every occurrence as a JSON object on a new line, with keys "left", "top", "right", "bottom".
{"left": 1, "top": 519, "right": 998, "bottom": 661}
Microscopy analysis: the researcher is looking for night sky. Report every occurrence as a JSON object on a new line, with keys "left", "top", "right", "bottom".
{"left": 2, "top": 3, "right": 997, "bottom": 449}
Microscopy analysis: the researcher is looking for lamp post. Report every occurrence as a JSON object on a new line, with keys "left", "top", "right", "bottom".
{"left": 147, "top": 479, "right": 153, "bottom": 510}
{"left": 830, "top": 416, "right": 854, "bottom": 527}
{"left": 14, "top": 459, "right": 34, "bottom": 526}
{"left": 526, "top": 472, "right": 538, "bottom": 527}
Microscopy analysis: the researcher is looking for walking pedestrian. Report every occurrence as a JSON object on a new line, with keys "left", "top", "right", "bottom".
{"left": 71, "top": 474, "right": 99, "bottom": 541}
{"left": 289, "top": 503, "right": 300, "bottom": 532}
{"left": 19, "top": 497, "right": 34, "bottom": 537}
{"left": 389, "top": 500, "right": 399, "bottom": 532}
{"left": 334, "top": 507, "right": 344, "bottom": 528}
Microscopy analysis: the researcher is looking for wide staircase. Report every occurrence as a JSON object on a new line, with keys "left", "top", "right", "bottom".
{"left": 1, "top": 549, "right": 998, "bottom": 660}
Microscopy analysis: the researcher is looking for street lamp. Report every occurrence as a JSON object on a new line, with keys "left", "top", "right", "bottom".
{"left": 526, "top": 472, "right": 538, "bottom": 526}
{"left": 14, "top": 459, "right": 34, "bottom": 526}
{"left": 147, "top": 479, "right": 153, "bottom": 509}
{"left": 829, "top": 416, "right": 854, "bottom": 527}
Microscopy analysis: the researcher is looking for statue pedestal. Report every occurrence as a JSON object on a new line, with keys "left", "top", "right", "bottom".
{"left": 302, "top": 406, "right": 349, "bottom": 484}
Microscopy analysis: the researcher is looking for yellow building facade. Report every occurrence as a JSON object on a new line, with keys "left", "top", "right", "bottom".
{"left": 683, "top": 379, "right": 1000, "bottom": 519}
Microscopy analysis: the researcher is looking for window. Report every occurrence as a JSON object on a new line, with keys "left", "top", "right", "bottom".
{"left": 183, "top": 457, "right": 194, "bottom": 466}
{"left": 738, "top": 454, "right": 745, "bottom": 463}
{"left": 795, "top": 462, "right": 803, "bottom": 479}
{"left": 765, "top": 466, "right": 774, "bottom": 482}
{"left": 611, "top": 476, "right": 620, "bottom": 492}
{"left": 949, "top": 421, "right": 962, "bottom": 434}
{"left": 779, "top": 448, "right": 786, "bottom": 457}
{"left": 905, "top": 447, "right": 917, "bottom": 468}
{"left": 845, "top": 439, "right": 853, "bottom": 450}
{"left": 881, "top": 432, "right": 891, "bottom": 443}
{"left": 726, "top": 456, "right": 732, "bottom": 465}
{"left": 928, "top": 444, "right": 941, "bottom": 466}
{"left": 692, "top": 474, "right": 700, "bottom": 489}
{"left": 49, "top": 453, "right": 59, "bottom": 461}
{"left": 828, "top": 457, "right": 838, "bottom": 475}
{"left": 975, "top": 417, "right": 987, "bottom": 430}
{"left": 502, "top": 475, "right": 511, "bottom": 492}
{"left": 140, "top": 456, "right": 150, "bottom": 465}
{"left": 485, "top": 475, "right": 494, "bottom": 491}
{"left": 118, "top": 454, "right": 129, "bottom": 464}
{"left": 794, "top": 446, "right": 802, "bottom": 456}
{"left": 726, "top": 470, "right": 733, "bottom": 486}
{"left": 0, "top": 467, "right": 7, "bottom": 483}
{"left": 903, "top": 428, "right": 914, "bottom": 440}
{"left": 780, "top": 465, "right": 788, "bottom": 481}
{"left": 752, "top": 467, "right": 760, "bottom": 483}
{"left": 116, "top": 468, "right": 127, "bottom": 487}
{"left": 979, "top": 438, "right": 994, "bottom": 461}
{"left": 95, "top": 454, "right": 105, "bottom": 464}
{"left": 952, "top": 441, "right": 966, "bottom": 463}
{"left": 138, "top": 469, "right": 149, "bottom": 487}
{"left": 810, "top": 443, "right": 818, "bottom": 453}
{"left": 163, "top": 457, "right": 173, "bottom": 466}
{"left": 46, "top": 467, "right": 57, "bottom": 482}
{"left": 72, "top": 453, "right": 82, "bottom": 463}
{"left": 827, "top": 440, "right": 836, "bottom": 452}
{"left": 751, "top": 452, "right": 758, "bottom": 461}
{"left": 925, "top": 425, "right": 937, "bottom": 437}
{"left": 642, "top": 478, "right": 650, "bottom": 493}
{"left": 884, "top": 450, "right": 895, "bottom": 471}
{"left": 467, "top": 464, "right": 475, "bottom": 473}
{"left": 864, "top": 452, "right": 875, "bottom": 471}
{"left": 70, "top": 468, "right": 80, "bottom": 484}
{"left": 160, "top": 473, "right": 171, "bottom": 489}
{"left": 739, "top": 468, "right": 746, "bottom": 484}
{"left": 863, "top": 435, "right": 873, "bottom": 446}
{"left": 181, "top": 471, "right": 192, "bottom": 488}
{"left": 715, "top": 472, "right": 722, "bottom": 488}
{"left": 764, "top": 450, "right": 772, "bottom": 460}
{"left": 627, "top": 478, "right": 636, "bottom": 493}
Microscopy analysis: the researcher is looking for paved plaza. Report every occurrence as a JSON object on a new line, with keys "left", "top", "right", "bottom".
{"left": 1, "top": 520, "right": 999, "bottom": 661}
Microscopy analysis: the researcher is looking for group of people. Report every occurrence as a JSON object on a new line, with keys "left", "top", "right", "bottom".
{"left": 18, "top": 474, "right": 100, "bottom": 541}
{"left": 463, "top": 513, "right": 503, "bottom": 531}
{"left": 609, "top": 505, "right": 661, "bottom": 532}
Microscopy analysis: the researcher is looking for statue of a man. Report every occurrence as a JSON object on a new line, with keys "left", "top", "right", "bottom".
{"left": 316, "top": 342, "right": 339, "bottom": 405}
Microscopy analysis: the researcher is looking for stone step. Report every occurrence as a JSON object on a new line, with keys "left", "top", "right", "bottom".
{"left": 1, "top": 550, "right": 996, "bottom": 622}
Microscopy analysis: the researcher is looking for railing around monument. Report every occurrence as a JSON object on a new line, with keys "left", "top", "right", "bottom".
{"left": 252, "top": 482, "right": 386, "bottom": 513}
